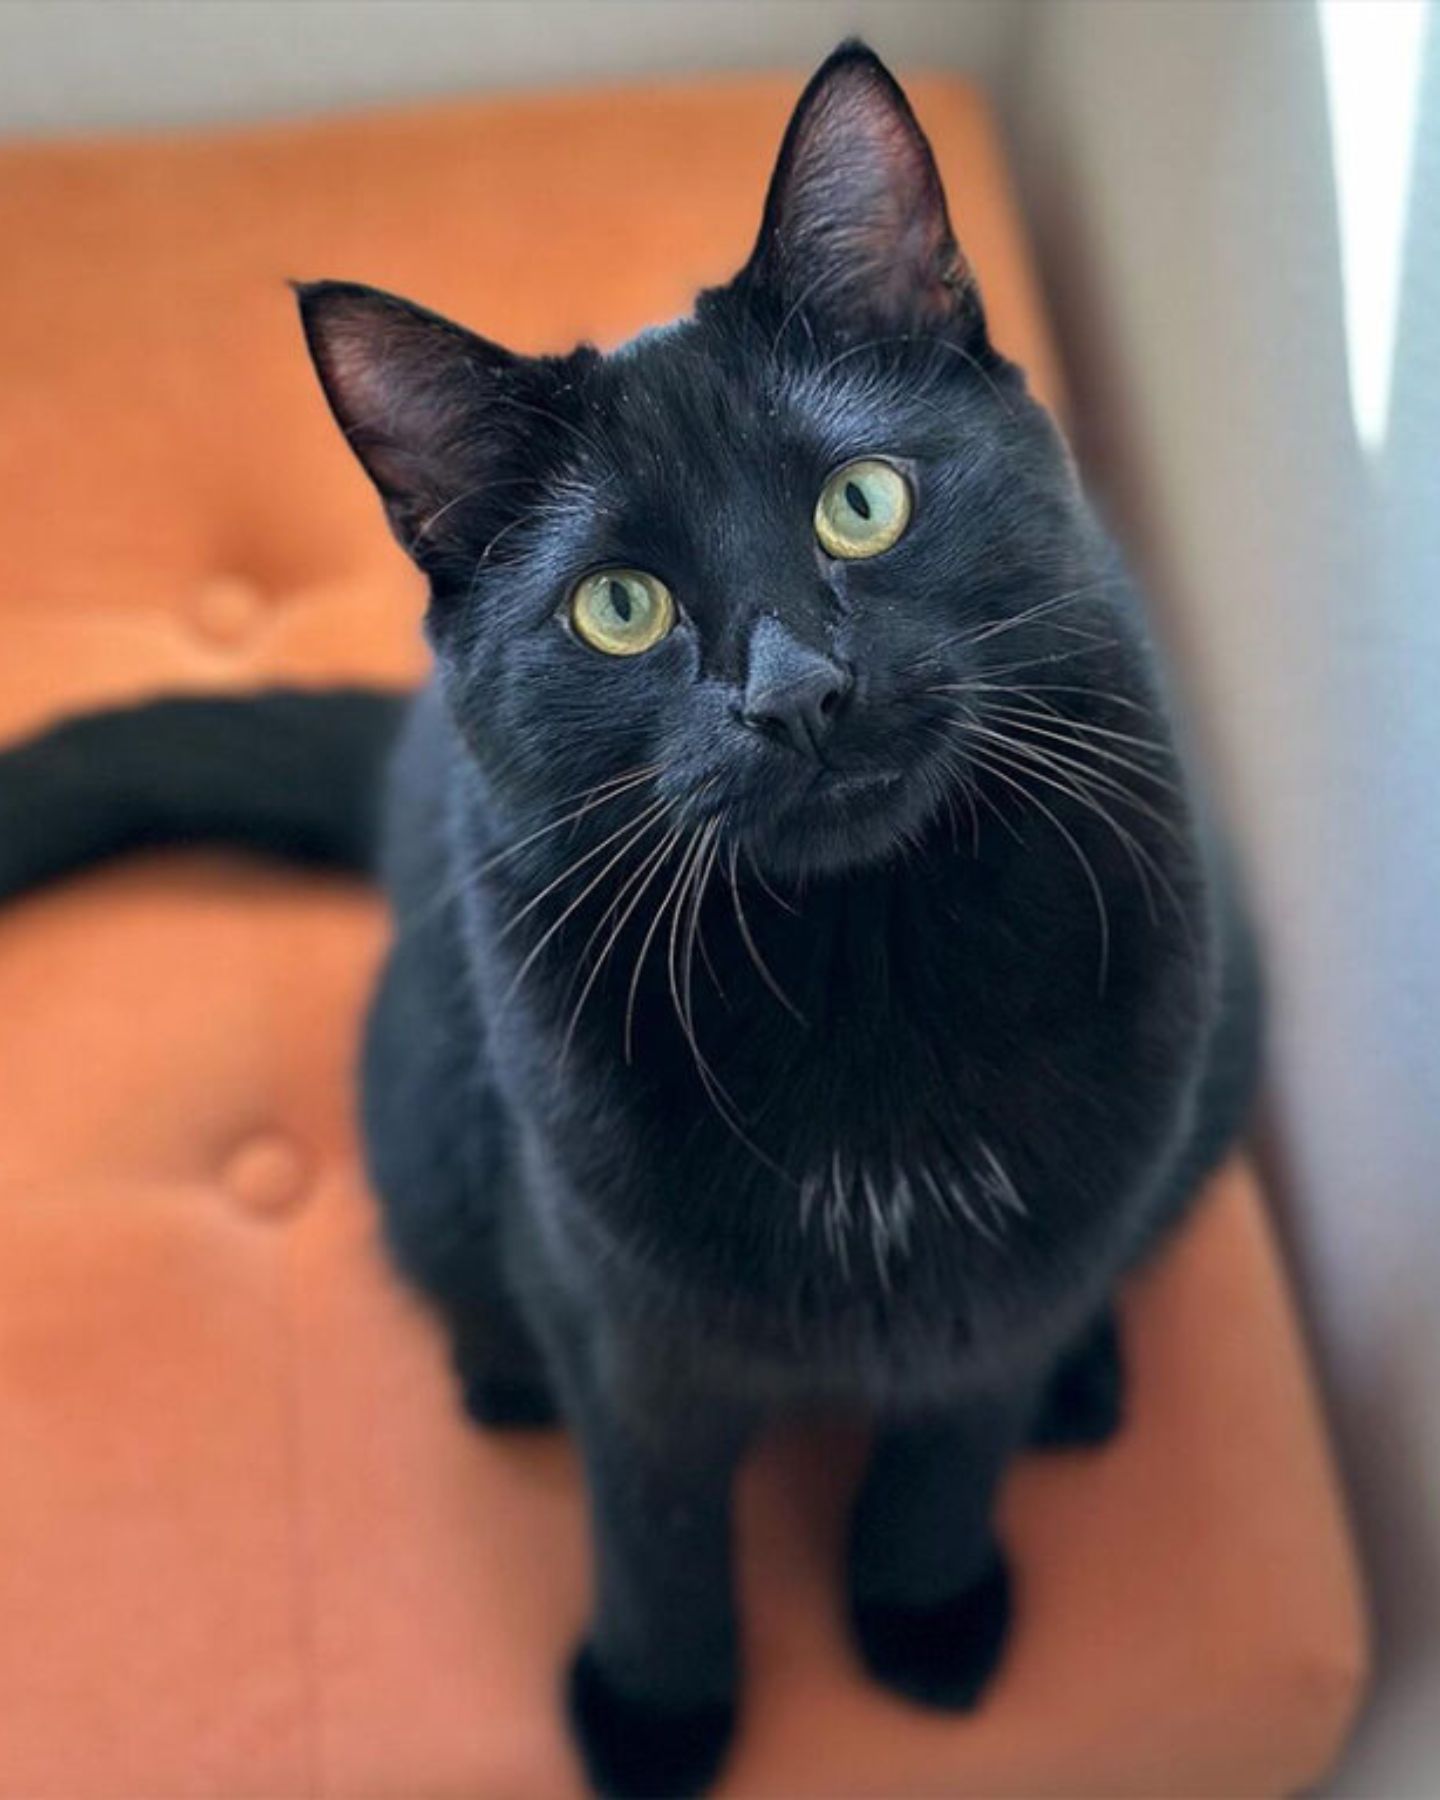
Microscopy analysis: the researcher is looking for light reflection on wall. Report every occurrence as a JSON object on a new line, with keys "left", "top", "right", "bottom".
{"left": 1318, "top": 0, "right": 1429, "bottom": 454}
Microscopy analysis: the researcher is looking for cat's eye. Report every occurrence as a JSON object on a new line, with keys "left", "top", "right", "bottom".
{"left": 814, "top": 458, "right": 913, "bottom": 559}
{"left": 568, "top": 568, "right": 676, "bottom": 657}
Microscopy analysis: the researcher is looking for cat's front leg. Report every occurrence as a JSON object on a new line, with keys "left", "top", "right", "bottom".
{"left": 557, "top": 1348, "right": 752, "bottom": 1798}
{"left": 848, "top": 1382, "right": 1040, "bottom": 1711}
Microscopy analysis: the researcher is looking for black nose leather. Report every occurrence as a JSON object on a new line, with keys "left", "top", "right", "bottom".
{"left": 741, "top": 617, "right": 852, "bottom": 760}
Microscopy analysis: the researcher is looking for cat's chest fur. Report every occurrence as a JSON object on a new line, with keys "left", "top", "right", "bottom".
{"left": 461, "top": 788, "right": 1204, "bottom": 1384}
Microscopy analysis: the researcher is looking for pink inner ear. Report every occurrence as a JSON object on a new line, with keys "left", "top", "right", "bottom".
{"left": 298, "top": 283, "right": 517, "bottom": 549}
{"left": 309, "top": 302, "right": 465, "bottom": 448}
{"left": 755, "top": 48, "right": 972, "bottom": 334}
{"left": 315, "top": 322, "right": 399, "bottom": 432}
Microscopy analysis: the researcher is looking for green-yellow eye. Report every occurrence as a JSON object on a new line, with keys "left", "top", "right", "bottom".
{"left": 569, "top": 567, "right": 675, "bottom": 657}
{"left": 814, "top": 458, "right": 913, "bottom": 559}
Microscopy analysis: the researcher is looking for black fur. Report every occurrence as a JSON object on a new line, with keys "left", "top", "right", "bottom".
{"left": 0, "top": 689, "right": 404, "bottom": 901}
{"left": 851, "top": 1548, "right": 1013, "bottom": 1710}
{"left": 1029, "top": 1307, "right": 1125, "bottom": 1449}
{"left": 0, "top": 44, "right": 1260, "bottom": 1797}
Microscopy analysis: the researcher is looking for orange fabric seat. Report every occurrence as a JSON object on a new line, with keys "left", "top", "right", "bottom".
{"left": 0, "top": 74, "right": 1366, "bottom": 1797}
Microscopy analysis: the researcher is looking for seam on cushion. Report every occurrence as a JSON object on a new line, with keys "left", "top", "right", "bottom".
{"left": 277, "top": 1208, "right": 322, "bottom": 1800}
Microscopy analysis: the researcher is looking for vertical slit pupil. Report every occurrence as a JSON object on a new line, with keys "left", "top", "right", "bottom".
{"left": 845, "top": 480, "right": 872, "bottom": 520}
{"left": 608, "top": 578, "right": 633, "bottom": 623}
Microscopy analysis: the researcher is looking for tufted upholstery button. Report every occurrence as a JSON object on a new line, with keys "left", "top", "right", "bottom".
{"left": 190, "top": 573, "right": 266, "bottom": 646}
{"left": 220, "top": 1133, "right": 311, "bottom": 1218}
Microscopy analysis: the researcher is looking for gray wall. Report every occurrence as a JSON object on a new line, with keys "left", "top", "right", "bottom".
{"left": 1009, "top": 5, "right": 1439, "bottom": 1793}
{"left": 0, "top": 0, "right": 1017, "bottom": 135}
{"left": 3, "top": 0, "right": 1436, "bottom": 1790}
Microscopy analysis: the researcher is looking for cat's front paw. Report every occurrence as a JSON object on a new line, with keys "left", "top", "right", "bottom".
{"left": 1030, "top": 1312, "right": 1124, "bottom": 1450}
{"left": 566, "top": 1642, "right": 736, "bottom": 1798}
{"left": 851, "top": 1548, "right": 1012, "bottom": 1711}
{"left": 460, "top": 1373, "right": 559, "bottom": 1431}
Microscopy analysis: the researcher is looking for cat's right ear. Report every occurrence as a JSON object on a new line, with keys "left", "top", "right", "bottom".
{"left": 295, "top": 280, "right": 536, "bottom": 570}
{"left": 730, "top": 42, "right": 982, "bottom": 346}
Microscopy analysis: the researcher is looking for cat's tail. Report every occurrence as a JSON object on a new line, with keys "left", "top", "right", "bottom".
{"left": 0, "top": 688, "right": 410, "bottom": 903}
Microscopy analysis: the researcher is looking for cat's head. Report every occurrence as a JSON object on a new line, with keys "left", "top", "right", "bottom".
{"left": 298, "top": 42, "right": 1134, "bottom": 882}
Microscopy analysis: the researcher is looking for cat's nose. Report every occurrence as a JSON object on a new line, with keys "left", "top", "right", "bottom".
{"left": 740, "top": 617, "right": 853, "bottom": 760}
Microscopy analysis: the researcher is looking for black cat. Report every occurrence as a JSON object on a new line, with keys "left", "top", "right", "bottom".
{"left": 0, "top": 43, "right": 1259, "bottom": 1799}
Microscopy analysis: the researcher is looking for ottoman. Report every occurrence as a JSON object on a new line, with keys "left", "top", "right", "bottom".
{"left": 0, "top": 71, "right": 1367, "bottom": 1798}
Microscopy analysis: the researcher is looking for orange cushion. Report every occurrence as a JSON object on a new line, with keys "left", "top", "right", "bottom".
{"left": 0, "top": 75, "right": 1365, "bottom": 1798}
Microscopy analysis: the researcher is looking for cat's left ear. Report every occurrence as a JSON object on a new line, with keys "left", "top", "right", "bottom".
{"left": 735, "top": 41, "right": 981, "bottom": 342}
{"left": 294, "top": 279, "right": 562, "bottom": 579}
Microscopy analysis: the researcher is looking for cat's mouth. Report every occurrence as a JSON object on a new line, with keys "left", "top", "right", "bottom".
{"left": 807, "top": 767, "right": 904, "bottom": 807}
{"left": 731, "top": 757, "right": 944, "bottom": 879}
